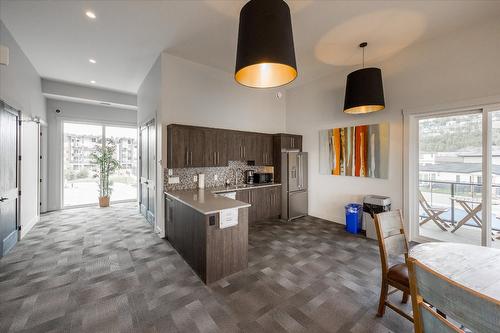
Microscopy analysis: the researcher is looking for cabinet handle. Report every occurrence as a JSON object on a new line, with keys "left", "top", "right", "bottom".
{"left": 243, "top": 146, "right": 246, "bottom": 158}
{"left": 190, "top": 151, "right": 193, "bottom": 165}
{"left": 185, "top": 149, "right": 188, "bottom": 165}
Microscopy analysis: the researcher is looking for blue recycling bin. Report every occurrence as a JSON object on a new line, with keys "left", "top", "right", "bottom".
{"left": 345, "top": 203, "right": 363, "bottom": 234}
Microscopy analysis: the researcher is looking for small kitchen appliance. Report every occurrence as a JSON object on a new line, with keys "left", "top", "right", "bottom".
{"left": 244, "top": 170, "right": 255, "bottom": 184}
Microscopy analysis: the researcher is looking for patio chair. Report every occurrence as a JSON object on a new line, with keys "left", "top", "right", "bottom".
{"left": 373, "top": 210, "right": 413, "bottom": 322}
{"left": 418, "top": 190, "right": 450, "bottom": 231}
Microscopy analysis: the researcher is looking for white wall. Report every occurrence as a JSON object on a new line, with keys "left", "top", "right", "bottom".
{"left": 46, "top": 99, "right": 137, "bottom": 211}
{"left": 137, "top": 56, "right": 161, "bottom": 125}
{"left": 1, "top": 20, "right": 46, "bottom": 237}
{"left": 0, "top": 21, "right": 45, "bottom": 120}
{"left": 160, "top": 53, "right": 286, "bottom": 132}
{"left": 285, "top": 18, "right": 500, "bottom": 227}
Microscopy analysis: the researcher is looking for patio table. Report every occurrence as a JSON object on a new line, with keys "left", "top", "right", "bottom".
{"left": 450, "top": 196, "right": 500, "bottom": 239}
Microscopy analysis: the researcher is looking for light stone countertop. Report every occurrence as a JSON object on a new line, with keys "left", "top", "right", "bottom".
{"left": 165, "top": 183, "right": 281, "bottom": 215}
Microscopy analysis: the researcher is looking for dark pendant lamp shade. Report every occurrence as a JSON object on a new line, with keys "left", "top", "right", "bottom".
{"left": 235, "top": 0, "right": 297, "bottom": 88}
{"left": 343, "top": 67, "right": 385, "bottom": 114}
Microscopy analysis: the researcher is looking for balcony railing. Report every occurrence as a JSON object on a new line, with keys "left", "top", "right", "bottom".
{"left": 419, "top": 179, "right": 500, "bottom": 231}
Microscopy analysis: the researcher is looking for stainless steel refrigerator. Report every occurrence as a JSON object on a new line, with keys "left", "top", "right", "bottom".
{"left": 281, "top": 151, "right": 308, "bottom": 221}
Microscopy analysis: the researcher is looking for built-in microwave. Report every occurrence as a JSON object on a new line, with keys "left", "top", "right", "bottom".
{"left": 254, "top": 172, "right": 273, "bottom": 184}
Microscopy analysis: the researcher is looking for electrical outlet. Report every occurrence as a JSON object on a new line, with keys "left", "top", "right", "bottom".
{"left": 214, "top": 174, "right": 218, "bottom": 181}
{"left": 193, "top": 175, "right": 198, "bottom": 182}
{"left": 168, "top": 169, "right": 173, "bottom": 176}
{"left": 168, "top": 176, "right": 180, "bottom": 184}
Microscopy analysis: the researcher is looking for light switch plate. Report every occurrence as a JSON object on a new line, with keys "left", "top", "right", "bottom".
{"left": 168, "top": 176, "right": 180, "bottom": 184}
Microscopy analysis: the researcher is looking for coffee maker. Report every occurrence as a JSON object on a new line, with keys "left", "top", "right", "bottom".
{"left": 244, "top": 170, "right": 255, "bottom": 184}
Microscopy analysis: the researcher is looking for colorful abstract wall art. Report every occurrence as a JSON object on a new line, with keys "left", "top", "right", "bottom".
{"left": 319, "top": 123, "right": 389, "bottom": 178}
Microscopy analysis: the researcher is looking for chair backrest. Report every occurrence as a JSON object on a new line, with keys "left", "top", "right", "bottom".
{"left": 374, "top": 210, "right": 409, "bottom": 274}
{"left": 418, "top": 190, "right": 431, "bottom": 210}
{"left": 408, "top": 257, "right": 500, "bottom": 333}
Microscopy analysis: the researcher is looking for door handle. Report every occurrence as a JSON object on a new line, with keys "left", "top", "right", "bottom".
{"left": 0, "top": 197, "right": 7, "bottom": 202}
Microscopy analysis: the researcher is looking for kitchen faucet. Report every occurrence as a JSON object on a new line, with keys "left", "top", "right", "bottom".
{"left": 233, "top": 168, "right": 240, "bottom": 186}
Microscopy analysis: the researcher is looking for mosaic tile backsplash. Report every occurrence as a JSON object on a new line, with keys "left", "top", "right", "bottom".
{"left": 165, "top": 161, "right": 273, "bottom": 191}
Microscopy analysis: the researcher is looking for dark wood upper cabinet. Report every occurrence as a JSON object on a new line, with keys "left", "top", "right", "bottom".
{"left": 254, "top": 134, "right": 273, "bottom": 166}
{"left": 243, "top": 133, "right": 257, "bottom": 162}
{"left": 190, "top": 128, "right": 205, "bottom": 167}
{"left": 167, "top": 125, "right": 190, "bottom": 168}
{"left": 227, "top": 131, "right": 245, "bottom": 162}
{"left": 167, "top": 124, "right": 301, "bottom": 169}
{"left": 204, "top": 129, "right": 228, "bottom": 167}
{"left": 167, "top": 125, "right": 204, "bottom": 168}
{"left": 276, "top": 133, "right": 302, "bottom": 151}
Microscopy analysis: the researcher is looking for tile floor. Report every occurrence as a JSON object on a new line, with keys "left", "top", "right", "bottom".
{"left": 0, "top": 203, "right": 413, "bottom": 332}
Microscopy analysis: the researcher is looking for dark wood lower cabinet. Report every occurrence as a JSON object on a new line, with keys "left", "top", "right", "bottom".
{"left": 165, "top": 195, "right": 248, "bottom": 284}
{"left": 235, "top": 186, "right": 281, "bottom": 223}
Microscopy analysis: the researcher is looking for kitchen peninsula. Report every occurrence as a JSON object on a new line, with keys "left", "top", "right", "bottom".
{"left": 165, "top": 183, "right": 281, "bottom": 284}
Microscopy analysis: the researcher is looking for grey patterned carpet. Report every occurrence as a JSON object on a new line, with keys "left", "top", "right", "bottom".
{"left": 0, "top": 203, "right": 412, "bottom": 332}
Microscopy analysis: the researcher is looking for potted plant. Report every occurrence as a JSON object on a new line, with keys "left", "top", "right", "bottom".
{"left": 90, "top": 139, "right": 120, "bottom": 207}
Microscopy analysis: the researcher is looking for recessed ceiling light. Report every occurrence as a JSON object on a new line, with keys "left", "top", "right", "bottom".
{"left": 86, "top": 11, "right": 96, "bottom": 19}
{"left": 90, "top": 80, "right": 96, "bottom": 84}
{"left": 89, "top": 58, "right": 96, "bottom": 64}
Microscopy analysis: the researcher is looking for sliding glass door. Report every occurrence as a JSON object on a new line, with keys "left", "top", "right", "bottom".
{"left": 410, "top": 104, "right": 500, "bottom": 248}
{"left": 417, "top": 112, "right": 483, "bottom": 245}
{"left": 63, "top": 121, "right": 137, "bottom": 207}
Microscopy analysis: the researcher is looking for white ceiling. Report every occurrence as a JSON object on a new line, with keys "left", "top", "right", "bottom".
{"left": 1, "top": 0, "right": 499, "bottom": 94}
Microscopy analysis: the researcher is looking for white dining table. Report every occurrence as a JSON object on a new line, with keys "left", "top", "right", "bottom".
{"left": 410, "top": 242, "right": 500, "bottom": 301}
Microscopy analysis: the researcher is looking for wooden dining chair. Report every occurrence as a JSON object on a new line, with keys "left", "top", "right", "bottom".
{"left": 408, "top": 257, "right": 500, "bottom": 333}
{"left": 418, "top": 190, "right": 450, "bottom": 231}
{"left": 373, "top": 210, "right": 413, "bottom": 322}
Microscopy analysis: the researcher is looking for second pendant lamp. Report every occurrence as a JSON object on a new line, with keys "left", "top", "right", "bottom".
{"left": 344, "top": 42, "right": 385, "bottom": 114}
{"left": 235, "top": 0, "right": 297, "bottom": 88}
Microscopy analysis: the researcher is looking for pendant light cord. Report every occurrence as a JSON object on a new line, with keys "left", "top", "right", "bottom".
{"left": 362, "top": 47, "right": 365, "bottom": 69}
{"left": 359, "top": 42, "right": 368, "bottom": 69}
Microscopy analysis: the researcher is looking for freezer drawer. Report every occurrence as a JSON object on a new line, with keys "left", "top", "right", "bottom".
{"left": 287, "top": 190, "right": 308, "bottom": 220}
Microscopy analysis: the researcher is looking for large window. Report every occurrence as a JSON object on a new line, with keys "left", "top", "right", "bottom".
{"left": 407, "top": 103, "right": 500, "bottom": 248}
{"left": 63, "top": 122, "right": 137, "bottom": 207}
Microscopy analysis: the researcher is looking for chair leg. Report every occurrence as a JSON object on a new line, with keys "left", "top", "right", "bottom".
{"left": 402, "top": 291, "right": 409, "bottom": 304}
{"left": 377, "top": 280, "right": 388, "bottom": 317}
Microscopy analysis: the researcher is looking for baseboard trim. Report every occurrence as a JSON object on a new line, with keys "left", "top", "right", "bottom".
{"left": 20, "top": 215, "right": 40, "bottom": 239}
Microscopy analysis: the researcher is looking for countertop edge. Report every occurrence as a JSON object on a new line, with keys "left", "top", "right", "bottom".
{"left": 165, "top": 191, "right": 251, "bottom": 215}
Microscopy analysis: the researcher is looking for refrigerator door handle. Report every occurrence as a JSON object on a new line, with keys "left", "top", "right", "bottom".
{"left": 297, "top": 155, "right": 302, "bottom": 189}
